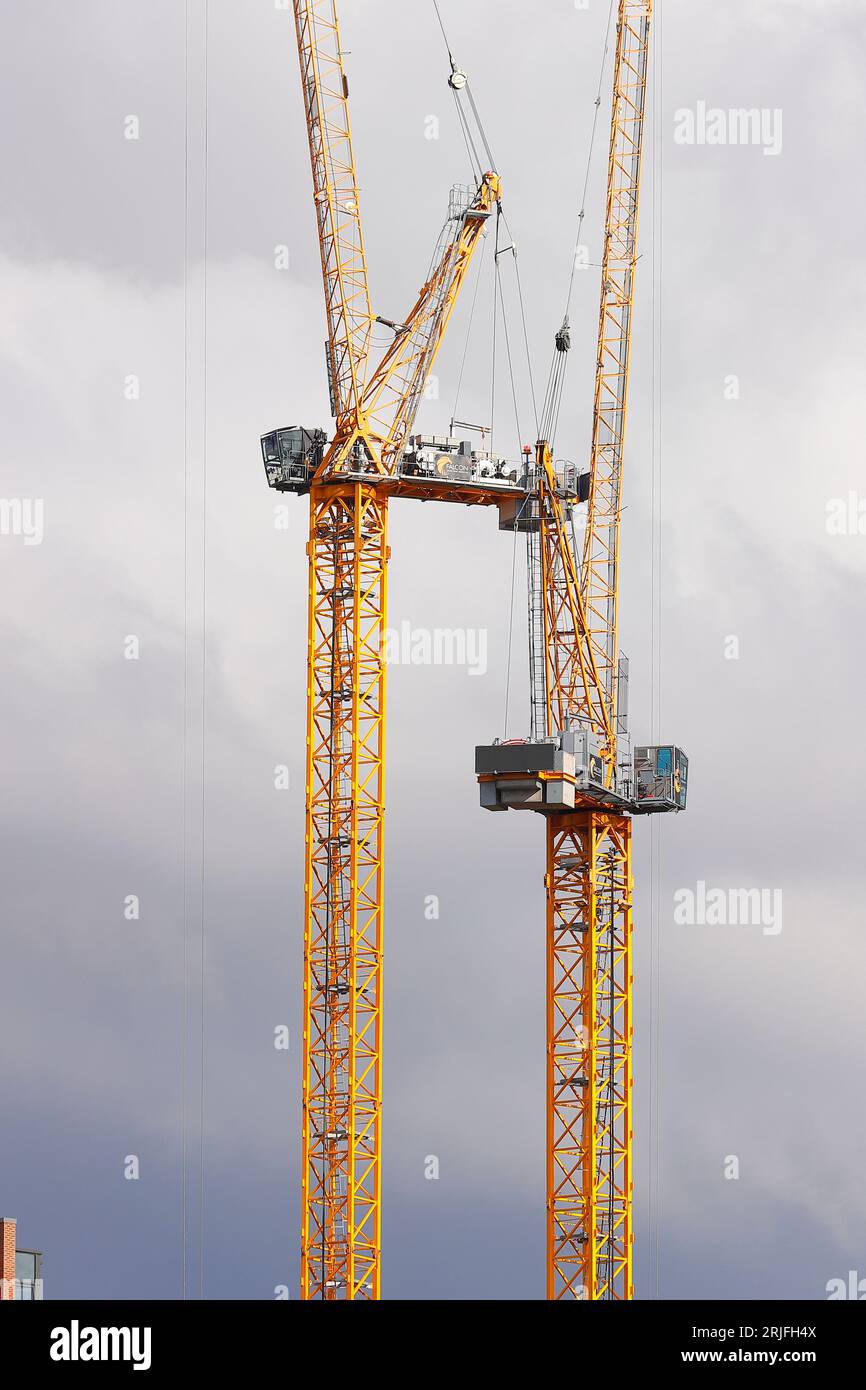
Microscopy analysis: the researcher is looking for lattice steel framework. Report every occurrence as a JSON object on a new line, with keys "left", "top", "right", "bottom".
{"left": 294, "top": 0, "right": 372, "bottom": 419}
{"left": 547, "top": 812, "right": 633, "bottom": 1300}
{"left": 581, "top": 0, "right": 651, "bottom": 733}
{"left": 535, "top": 444, "right": 612, "bottom": 760}
{"left": 540, "top": 1, "right": 649, "bottom": 1301}
{"left": 290, "top": 0, "right": 504, "bottom": 1299}
{"left": 292, "top": 0, "right": 501, "bottom": 1298}
{"left": 357, "top": 178, "right": 499, "bottom": 471}
{"left": 290, "top": 0, "right": 652, "bottom": 1305}
{"left": 301, "top": 483, "right": 387, "bottom": 1300}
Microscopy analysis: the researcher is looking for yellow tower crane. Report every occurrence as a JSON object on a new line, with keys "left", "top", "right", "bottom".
{"left": 262, "top": 0, "right": 558, "bottom": 1300}
{"left": 476, "top": 0, "right": 688, "bottom": 1300}
{"left": 264, "top": 0, "right": 685, "bottom": 1302}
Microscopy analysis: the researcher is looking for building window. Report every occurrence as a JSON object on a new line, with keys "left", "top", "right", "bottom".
{"left": 15, "top": 1250, "right": 42, "bottom": 1300}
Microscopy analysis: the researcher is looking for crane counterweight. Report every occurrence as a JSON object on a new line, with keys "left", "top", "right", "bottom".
{"left": 475, "top": 734, "right": 688, "bottom": 815}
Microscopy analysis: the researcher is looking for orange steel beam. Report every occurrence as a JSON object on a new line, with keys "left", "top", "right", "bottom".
{"left": 543, "top": 1, "right": 650, "bottom": 1300}
{"left": 546, "top": 812, "right": 633, "bottom": 1299}
{"left": 301, "top": 483, "right": 387, "bottom": 1299}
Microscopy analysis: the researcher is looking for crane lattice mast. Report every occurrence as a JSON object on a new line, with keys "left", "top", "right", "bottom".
{"left": 263, "top": 0, "right": 686, "bottom": 1303}
{"left": 476, "top": 0, "right": 688, "bottom": 1302}
{"left": 546, "top": 0, "right": 651, "bottom": 1302}
{"left": 272, "top": 0, "right": 506, "bottom": 1300}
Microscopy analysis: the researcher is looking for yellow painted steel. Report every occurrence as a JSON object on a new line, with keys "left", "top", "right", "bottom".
{"left": 316, "top": 173, "right": 500, "bottom": 481}
{"left": 581, "top": 1, "right": 652, "bottom": 746}
{"left": 292, "top": 2, "right": 499, "bottom": 1300}
{"left": 542, "top": 1, "right": 650, "bottom": 1299}
{"left": 546, "top": 813, "right": 633, "bottom": 1299}
{"left": 355, "top": 175, "right": 500, "bottom": 473}
{"left": 292, "top": 0, "right": 648, "bottom": 1303}
{"left": 535, "top": 441, "right": 612, "bottom": 764}
{"left": 293, "top": 0, "right": 372, "bottom": 419}
{"left": 301, "top": 483, "right": 387, "bottom": 1300}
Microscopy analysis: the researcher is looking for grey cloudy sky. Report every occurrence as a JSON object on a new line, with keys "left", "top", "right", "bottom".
{"left": 1, "top": 0, "right": 865, "bottom": 1300}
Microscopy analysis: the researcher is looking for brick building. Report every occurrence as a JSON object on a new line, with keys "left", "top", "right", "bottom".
{"left": 0, "top": 1218, "right": 43, "bottom": 1300}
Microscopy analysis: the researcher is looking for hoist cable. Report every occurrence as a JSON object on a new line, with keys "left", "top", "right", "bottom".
{"left": 514, "top": 256, "right": 539, "bottom": 436}
{"left": 500, "top": 207, "right": 539, "bottom": 435}
{"left": 432, "top": 0, "right": 456, "bottom": 67}
{"left": 451, "top": 87, "right": 483, "bottom": 182}
{"left": 651, "top": 0, "right": 665, "bottom": 1302}
{"left": 540, "top": 0, "right": 616, "bottom": 452}
{"left": 494, "top": 247, "right": 526, "bottom": 455}
{"left": 496, "top": 247, "right": 530, "bottom": 743}
{"left": 562, "top": 0, "right": 616, "bottom": 324}
{"left": 466, "top": 80, "right": 497, "bottom": 172}
{"left": 502, "top": 509, "right": 520, "bottom": 739}
{"left": 489, "top": 204, "right": 501, "bottom": 460}
{"left": 450, "top": 232, "right": 488, "bottom": 424}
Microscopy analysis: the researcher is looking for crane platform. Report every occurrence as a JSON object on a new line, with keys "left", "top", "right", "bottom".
{"left": 475, "top": 733, "right": 688, "bottom": 815}
{"left": 260, "top": 426, "right": 587, "bottom": 511}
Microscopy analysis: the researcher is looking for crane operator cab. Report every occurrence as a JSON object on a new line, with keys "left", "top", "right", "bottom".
{"left": 261, "top": 426, "right": 327, "bottom": 493}
{"left": 475, "top": 732, "right": 688, "bottom": 816}
{"left": 633, "top": 744, "right": 688, "bottom": 813}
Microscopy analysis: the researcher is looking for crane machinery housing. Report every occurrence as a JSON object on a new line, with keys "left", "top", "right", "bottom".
{"left": 260, "top": 0, "right": 687, "bottom": 1301}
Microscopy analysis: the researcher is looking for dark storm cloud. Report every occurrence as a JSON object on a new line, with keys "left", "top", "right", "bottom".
{"left": 1, "top": 0, "right": 864, "bottom": 1299}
